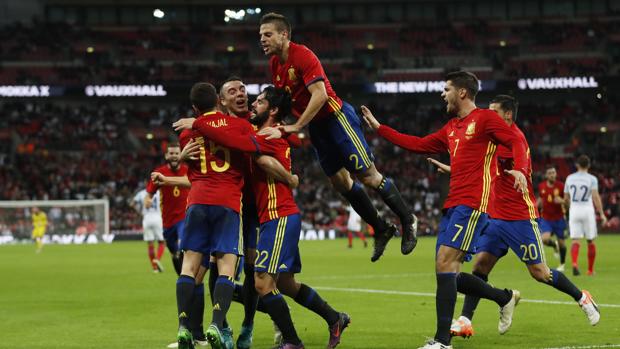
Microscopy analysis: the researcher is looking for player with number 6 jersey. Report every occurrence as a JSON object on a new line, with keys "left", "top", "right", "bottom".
{"left": 146, "top": 143, "right": 190, "bottom": 275}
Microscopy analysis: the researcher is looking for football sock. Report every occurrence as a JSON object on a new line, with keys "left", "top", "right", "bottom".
{"left": 587, "top": 242, "right": 596, "bottom": 273}
{"left": 157, "top": 241, "right": 165, "bottom": 260}
{"left": 457, "top": 272, "right": 512, "bottom": 307}
{"left": 261, "top": 290, "right": 302, "bottom": 346}
{"left": 212, "top": 276, "right": 235, "bottom": 329}
{"left": 342, "top": 182, "right": 388, "bottom": 232}
{"left": 546, "top": 269, "right": 582, "bottom": 301}
{"left": 208, "top": 265, "right": 229, "bottom": 328}
{"left": 208, "top": 262, "right": 218, "bottom": 304}
{"left": 434, "top": 273, "right": 457, "bottom": 346}
{"left": 293, "top": 283, "right": 339, "bottom": 325}
{"left": 233, "top": 282, "right": 244, "bottom": 303}
{"left": 460, "top": 271, "right": 488, "bottom": 320}
{"left": 347, "top": 232, "right": 353, "bottom": 247}
{"left": 172, "top": 252, "right": 183, "bottom": 276}
{"left": 571, "top": 241, "right": 580, "bottom": 267}
{"left": 176, "top": 275, "right": 195, "bottom": 328}
{"left": 374, "top": 177, "right": 412, "bottom": 224}
{"left": 148, "top": 243, "right": 156, "bottom": 269}
{"left": 559, "top": 244, "right": 567, "bottom": 264}
{"left": 357, "top": 231, "right": 367, "bottom": 243}
{"left": 242, "top": 264, "right": 259, "bottom": 326}
{"left": 189, "top": 283, "right": 205, "bottom": 337}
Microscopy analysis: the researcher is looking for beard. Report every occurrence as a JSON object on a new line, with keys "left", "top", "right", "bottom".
{"left": 250, "top": 110, "right": 269, "bottom": 127}
{"left": 166, "top": 159, "right": 179, "bottom": 170}
{"left": 446, "top": 102, "right": 458, "bottom": 117}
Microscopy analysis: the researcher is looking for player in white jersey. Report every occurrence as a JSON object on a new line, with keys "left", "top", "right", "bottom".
{"left": 564, "top": 155, "right": 608, "bottom": 276}
{"left": 133, "top": 188, "right": 166, "bottom": 273}
{"left": 346, "top": 205, "right": 367, "bottom": 248}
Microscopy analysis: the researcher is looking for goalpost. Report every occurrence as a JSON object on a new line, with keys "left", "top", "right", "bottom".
{"left": 0, "top": 199, "right": 110, "bottom": 244}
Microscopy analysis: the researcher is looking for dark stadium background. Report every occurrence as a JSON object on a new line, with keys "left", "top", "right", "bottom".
{"left": 1, "top": 0, "right": 618, "bottom": 240}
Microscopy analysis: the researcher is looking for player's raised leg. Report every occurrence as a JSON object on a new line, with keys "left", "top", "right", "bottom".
{"left": 328, "top": 168, "right": 397, "bottom": 262}
{"left": 278, "top": 273, "right": 350, "bottom": 349}
{"left": 451, "top": 251, "right": 499, "bottom": 338}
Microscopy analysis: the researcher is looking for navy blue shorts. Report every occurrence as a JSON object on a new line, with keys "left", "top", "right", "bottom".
{"left": 181, "top": 204, "right": 243, "bottom": 256}
{"left": 477, "top": 218, "right": 547, "bottom": 265}
{"left": 308, "top": 101, "right": 375, "bottom": 177}
{"left": 255, "top": 214, "right": 302, "bottom": 274}
{"left": 243, "top": 201, "right": 259, "bottom": 250}
{"left": 539, "top": 218, "right": 567, "bottom": 239}
{"left": 163, "top": 219, "right": 184, "bottom": 253}
{"left": 437, "top": 205, "right": 489, "bottom": 255}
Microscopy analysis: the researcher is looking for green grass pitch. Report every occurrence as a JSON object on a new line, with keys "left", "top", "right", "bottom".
{"left": 1, "top": 235, "right": 619, "bottom": 349}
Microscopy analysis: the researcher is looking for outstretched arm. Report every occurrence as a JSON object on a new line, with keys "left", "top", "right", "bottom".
{"left": 151, "top": 172, "right": 191, "bottom": 188}
{"left": 173, "top": 118, "right": 261, "bottom": 154}
{"left": 427, "top": 158, "right": 451, "bottom": 174}
{"left": 361, "top": 105, "right": 448, "bottom": 154}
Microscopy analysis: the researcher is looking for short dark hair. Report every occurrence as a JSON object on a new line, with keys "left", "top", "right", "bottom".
{"left": 261, "top": 86, "right": 291, "bottom": 122}
{"left": 219, "top": 76, "right": 243, "bottom": 95}
{"left": 490, "top": 94, "right": 519, "bottom": 121}
{"left": 576, "top": 155, "right": 590, "bottom": 169}
{"left": 545, "top": 164, "right": 556, "bottom": 171}
{"left": 190, "top": 82, "right": 217, "bottom": 112}
{"left": 445, "top": 71, "right": 479, "bottom": 100}
{"left": 167, "top": 141, "right": 180, "bottom": 149}
{"left": 260, "top": 12, "right": 292, "bottom": 38}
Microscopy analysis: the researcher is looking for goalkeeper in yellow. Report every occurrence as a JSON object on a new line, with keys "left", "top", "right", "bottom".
{"left": 31, "top": 207, "right": 48, "bottom": 253}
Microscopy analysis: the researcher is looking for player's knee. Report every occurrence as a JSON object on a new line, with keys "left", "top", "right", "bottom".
{"left": 329, "top": 170, "right": 353, "bottom": 193}
{"left": 355, "top": 165, "right": 380, "bottom": 186}
{"left": 254, "top": 273, "right": 274, "bottom": 296}
{"left": 276, "top": 273, "right": 298, "bottom": 296}
{"left": 529, "top": 265, "right": 550, "bottom": 283}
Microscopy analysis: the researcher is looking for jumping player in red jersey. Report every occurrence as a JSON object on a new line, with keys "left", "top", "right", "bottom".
{"left": 257, "top": 12, "right": 417, "bottom": 262}
{"left": 146, "top": 142, "right": 190, "bottom": 275}
{"left": 361, "top": 71, "right": 530, "bottom": 349}
{"left": 177, "top": 86, "right": 350, "bottom": 349}
{"left": 537, "top": 166, "right": 568, "bottom": 270}
{"left": 427, "top": 95, "right": 600, "bottom": 342}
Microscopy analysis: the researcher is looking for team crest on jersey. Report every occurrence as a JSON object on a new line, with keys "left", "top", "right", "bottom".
{"left": 276, "top": 75, "right": 281, "bottom": 81}
{"left": 465, "top": 121, "right": 476, "bottom": 138}
{"left": 288, "top": 67, "right": 297, "bottom": 81}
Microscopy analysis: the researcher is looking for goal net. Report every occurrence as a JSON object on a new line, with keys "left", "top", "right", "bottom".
{"left": 0, "top": 199, "right": 110, "bottom": 245}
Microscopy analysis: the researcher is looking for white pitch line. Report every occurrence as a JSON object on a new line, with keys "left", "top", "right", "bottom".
{"left": 537, "top": 345, "right": 620, "bottom": 349}
{"left": 305, "top": 272, "right": 433, "bottom": 280}
{"left": 314, "top": 286, "right": 620, "bottom": 308}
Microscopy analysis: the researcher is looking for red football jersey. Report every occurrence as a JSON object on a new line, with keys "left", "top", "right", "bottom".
{"left": 146, "top": 164, "right": 190, "bottom": 228}
{"left": 179, "top": 111, "right": 251, "bottom": 212}
{"left": 489, "top": 123, "right": 539, "bottom": 220}
{"left": 270, "top": 42, "right": 342, "bottom": 121}
{"left": 538, "top": 180, "right": 565, "bottom": 221}
{"left": 377, "top": 108, "right": 528, "bottom": 212}
{"left": 250, "top": 136, "right": 299, "bottom": 223}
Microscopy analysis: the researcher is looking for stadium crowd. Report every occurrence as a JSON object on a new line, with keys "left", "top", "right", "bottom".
{"left": 0, "top": 16, "right": 617, "bottom": 85}
{"left": 1, "top": 98, "right": 618, "bottom": 234}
